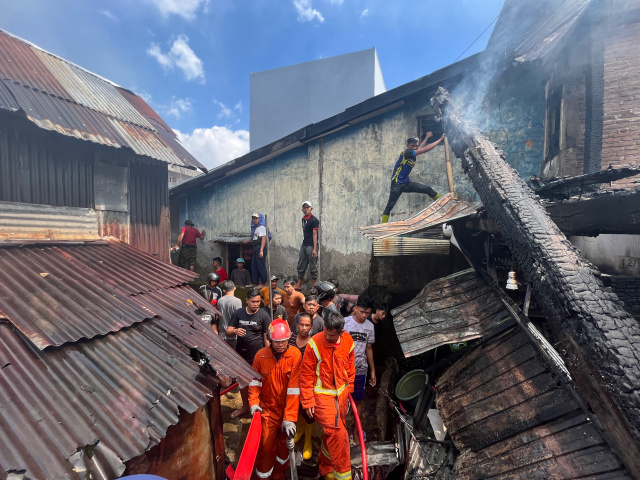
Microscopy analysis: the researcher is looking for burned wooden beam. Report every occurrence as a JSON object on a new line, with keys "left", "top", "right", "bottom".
{"left": 544, "top": 186, "right": 640, "bottom": 236}
{"left": 531, "top": 164, "right": 640, "bottom": 198}
{"left": 431, "top": 87, "right": 640, "bottom": 451}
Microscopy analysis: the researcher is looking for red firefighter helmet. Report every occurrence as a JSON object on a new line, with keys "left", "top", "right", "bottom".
{"left": 268, "top": 318, "right": 291, "bottom": 341}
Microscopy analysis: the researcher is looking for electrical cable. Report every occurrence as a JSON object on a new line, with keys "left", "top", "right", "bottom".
{"left": 454, "top": 14, "right": 500, "bottom": 62}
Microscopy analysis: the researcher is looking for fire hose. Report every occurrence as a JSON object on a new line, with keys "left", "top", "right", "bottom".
{"left": 349, "top": 393, "right": 368, "bottom": 480}
{"left": 220, "top": 382, "right": 239, "bottom": 396}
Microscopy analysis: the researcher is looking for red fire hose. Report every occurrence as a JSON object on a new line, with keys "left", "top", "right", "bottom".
{"left": 349, "top": 393, "right": 368, "bottom": 480}
{"left": 220, "top": 382, "right": 239, "bottom": 396}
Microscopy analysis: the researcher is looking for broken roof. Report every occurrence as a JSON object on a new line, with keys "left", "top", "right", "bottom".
{"left": 0, "top": 29, "right": 205, "bottom": 170}
{"left": 0, "top": 239, "right": 256, "bottom": 479}
{"left": 358, "top": 194, "right": 480, "bottom": 240}
{"left": 392, "top": 269, "right": 511, "bottom": 357}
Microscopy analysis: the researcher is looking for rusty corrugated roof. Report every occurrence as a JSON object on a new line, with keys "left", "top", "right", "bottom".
{"left": 358, "top": 193, "right": 480, "bottom": 240}
{"left": 0, "top": 241, "right": 258, "bottom": 479}
{"left": 0, "top": 29, "right": 205, "bottom": 170}
{"left": 0, "top": 240, "right": 196, "bottom": 349}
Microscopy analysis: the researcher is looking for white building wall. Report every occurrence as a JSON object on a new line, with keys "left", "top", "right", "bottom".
{"left": 250, "top": 48, "right": 386, "bottom": 151}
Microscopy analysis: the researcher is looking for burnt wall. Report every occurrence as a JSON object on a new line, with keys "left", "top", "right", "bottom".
{"left": 602, "top": 16, "right": 640, "bottom": 186}
{"left": 480, "top": 65, "right": 547, "bottom": 181}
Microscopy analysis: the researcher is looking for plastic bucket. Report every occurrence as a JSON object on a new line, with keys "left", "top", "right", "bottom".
{"left": 395, "top": 369, "right": 429, "bottom": 412}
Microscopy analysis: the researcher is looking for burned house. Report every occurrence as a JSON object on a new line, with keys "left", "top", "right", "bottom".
{"left": 0, "top": 30, "right": 255, "bottom": 479}
{"left": 362, "top": 0, "right": 640, "bottom": 478}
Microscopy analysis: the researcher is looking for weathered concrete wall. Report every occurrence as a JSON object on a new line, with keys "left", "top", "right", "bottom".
{"left": 173, "top": 77, "right": 548, "bottom": 291}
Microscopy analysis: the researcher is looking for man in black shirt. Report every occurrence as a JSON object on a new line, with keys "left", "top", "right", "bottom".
{"left": 381, "top": 133, "right": 445, "bottom": 223}
{"left": 199, "top": 272, "right": 223, "bottom": 307}
{"left": 226, "top": 288, "right": 271, "bottom": 418}
{"left": 296, "top": 201, "right": 320, "bottom": 289}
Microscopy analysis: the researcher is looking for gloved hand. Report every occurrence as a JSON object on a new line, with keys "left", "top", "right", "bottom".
{"left": 250, "top": 405, "right": 262, "bottom": 416}
{"left": 282, "top": 420, "right": 296, "bottom": 438}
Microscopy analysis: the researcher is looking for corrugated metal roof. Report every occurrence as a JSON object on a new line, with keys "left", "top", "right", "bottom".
{"left": 358, "top": 193, "right": 480, "bottom": 240}
{"left": 57, "top": 239, "right": 195, "bottom": 295}
{"left": 372, "top": 237, "right": 450, "bottom": 257}
{"left": 0, "top": 29, "right": 204, "bottom": 170}
{"left": 393, "top": 269, "right": 511, "bottom": 357}
{"left": 0, "top": 79, "right": 18, "bottom": 112}
{"left": 0, "top": 241, "right": 258, "bottom": 479}
{"left": 513, "top": 0, "right": 591, "bottom": 64}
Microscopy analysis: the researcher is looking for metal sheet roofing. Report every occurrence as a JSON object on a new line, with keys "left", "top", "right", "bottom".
{"left": 0, "top": 29, "right": 204, "bottom": 170}
{"left": 0, "top": 241, "right": 258, "bottom": 479}
{"left": 358, "top": 193, "right": 480, "bottom": 240}
{"left": 0, "top": 201, "right": 101, "bottom": 243}
{"left": 513, "top": 0, "right": 591, "bottom": 64}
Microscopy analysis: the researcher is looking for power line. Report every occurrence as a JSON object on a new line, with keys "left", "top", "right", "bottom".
{"left": 454, "top": 14, "right": 500, "bottom": 63}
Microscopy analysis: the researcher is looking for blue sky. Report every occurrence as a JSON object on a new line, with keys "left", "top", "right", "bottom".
{"left": 0, "top": 0, "right": 504, "bottom": 169}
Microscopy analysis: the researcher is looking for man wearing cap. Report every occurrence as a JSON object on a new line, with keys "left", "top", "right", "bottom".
{"left": 230, "top": 257, "right": 252, "bottom": 287}
{"left": 296, "top": 201, "right": 320, "bottom": 290}
{"left": 172, "top": 220, "right": 205, "bottom": 272}
{"left": 246, "top": 212, "right": 269, "bottom": 287}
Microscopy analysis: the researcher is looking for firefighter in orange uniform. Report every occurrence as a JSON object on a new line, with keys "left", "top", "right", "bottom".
{"left": 300, "top": 311, "right": 355, "bottom": 480}
{"left": 249, "top": 319, "right": 302, "bottom": 480}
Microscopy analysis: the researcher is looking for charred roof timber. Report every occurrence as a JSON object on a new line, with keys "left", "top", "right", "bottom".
{"left": 431, "top": 86, "right": 640, "bottom": 470}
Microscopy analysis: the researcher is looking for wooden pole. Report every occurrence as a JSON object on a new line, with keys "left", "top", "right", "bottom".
{"left": 265, "top": 214, "right": 273, "bottom": 323}
{"left": 444, "top": 136, "right": 455, "bottom": 194}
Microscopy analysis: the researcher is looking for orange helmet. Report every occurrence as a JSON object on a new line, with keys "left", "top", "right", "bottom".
{"left": 268, "top": 319, "right": 291, "bottom": 341}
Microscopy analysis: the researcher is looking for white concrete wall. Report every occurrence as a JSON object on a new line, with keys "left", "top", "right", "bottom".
{"left": 250, "top": 48, "right": 386, "bottom": 151}
{"left": 571, "top": 234, "right": 640, "bottom": 275}
{"left": 183, "top": 90, "right": 477, "bottom": 291}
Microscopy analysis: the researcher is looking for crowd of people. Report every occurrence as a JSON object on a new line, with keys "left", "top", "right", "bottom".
{"left": 182, "top": 201, "right": 390, "bottom": 480}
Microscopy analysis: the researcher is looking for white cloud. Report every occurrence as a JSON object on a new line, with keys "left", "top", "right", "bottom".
{"left": 165, "top": 97, "right": 192, "bottom": 119}
{"left": 214, "top": 100, "right": 243, "bottom": 120}
{"left": 175, "top": 126, "right": 250, "bottom": 170}
{"left": 147, "top": 35, "right": 205, "bottom": 82}
{"left": 148, "top": 0, "right": 209, "bottom": 20}
{"left": 360, "top": 9, "right": 369, "bottom": 18}
{"left": 293, "top": 0, "right": 324, "bottom": 22}
{"left": 99, "top": 9, "right": 118, "bottom": 20}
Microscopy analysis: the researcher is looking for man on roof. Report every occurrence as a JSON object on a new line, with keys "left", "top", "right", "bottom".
{"left": 381, "top": 133, "right": 445, "bottom": 223}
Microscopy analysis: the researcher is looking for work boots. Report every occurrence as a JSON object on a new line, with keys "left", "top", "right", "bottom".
{"left": 303, "top": 421, "right": 314, "bottom": 460}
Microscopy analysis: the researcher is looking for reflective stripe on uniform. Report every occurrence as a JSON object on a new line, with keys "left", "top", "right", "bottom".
{"left": 287, "top": 388, "right": 300, "bottom": 395}
{"left": 256, "top": 466, "right": 274, "bottom": 478}
{"left": 249, "top": 379, "right": 263, "bottom": 387}
{"left": 276, "top": 455, "right": 288, "bottom": 465}
{"left": 314, "top": 382, "right": 348, "bottom": 396}
{"left": 349, "top": 343, "right": 355, "bottom": 353}
{"left": 334, "top": 470, "right": 352, "bottom": 480}
{"left": 321, "top": 442, "right": 331, "bottom": 459}
{"left": 308, "top": 338, "right": 321, "bottom": 362}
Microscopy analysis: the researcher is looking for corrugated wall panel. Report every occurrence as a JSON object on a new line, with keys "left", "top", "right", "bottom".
{"left": 0, "top": 115, "right": 94, "bottom": 207}
{"left": 130, "top": 158, "right": 170, "bottom": 262}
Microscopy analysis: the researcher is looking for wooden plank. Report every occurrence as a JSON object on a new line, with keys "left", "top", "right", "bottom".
{"left": 443, "top": 356, "right": 548, "bottom": 413}
{"left": 451, "top": 388, "right": 580, "bottom": 451}
{"left": 457, "top": 420, "right": 606, "bottom": 478}
{"left": 437, "top": 331, "right": 532, "bottom": 396}
{"left": 446, "top": 372, "right": 559, "bottom": 428}
{"left": 489, "top": 445, "right": 627, "bottom": 480}
{"left": 455, "top": 413, "right": 590, "bottom": 471}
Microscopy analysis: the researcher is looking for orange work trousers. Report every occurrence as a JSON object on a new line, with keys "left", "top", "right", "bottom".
{"left": 314, "top": 393, "right": 352, "bottom": 480}
{"left": 255, "top": 414, "right": 290, "bottom": 480}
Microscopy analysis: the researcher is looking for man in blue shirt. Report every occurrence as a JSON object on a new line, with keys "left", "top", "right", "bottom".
{"left": 381, "top": 132, "right": 445, "bottom": 223}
